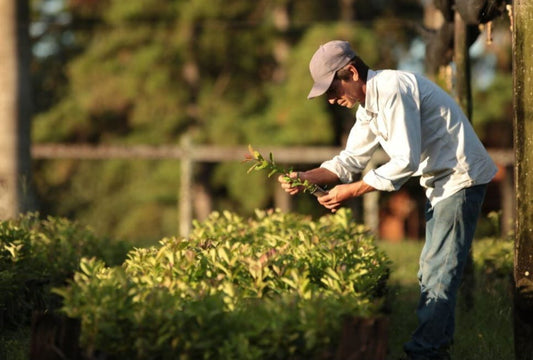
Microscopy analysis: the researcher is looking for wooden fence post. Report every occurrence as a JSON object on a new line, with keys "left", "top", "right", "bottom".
{"left": 274, "top": 183, "right": 292, "bottom": 213}
{"left": 454, "top": 9, "right": 475, "bottom": 310}
{"left": 179, "top": 137, "right": 193, "bottom": 237}
{"left": 363, "top": 159, "right": 380, "bottom": 236}
{"left": 501, "top": 164, "right": 514, "bottom": 237}
{"left": 335, "top": 316, "right": 389, "bottom": 360}
{"left": 511, "top": 1, "right": 533, "bottom": 358}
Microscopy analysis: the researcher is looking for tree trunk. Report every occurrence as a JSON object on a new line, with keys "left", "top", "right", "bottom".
{"left": 512, "top": 1, "right": 533, "bottom": 359}
{"left": 0, "top": 0, "right": 34, "bottom": 220}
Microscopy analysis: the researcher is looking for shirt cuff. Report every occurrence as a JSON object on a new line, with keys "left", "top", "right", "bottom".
{"left": 320, "top": 161, "right": 357, "bottom": 184}
{"left": 362, "top": 170, "right": 398, "bottom": 192}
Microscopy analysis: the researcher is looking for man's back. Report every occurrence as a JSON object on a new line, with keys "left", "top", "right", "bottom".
{"left": 358, "top": 70, "right": 497, "bottom": 203}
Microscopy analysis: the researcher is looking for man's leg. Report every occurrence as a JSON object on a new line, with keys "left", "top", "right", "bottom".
{"left": 403, "top": 184, "right": 487, "bottom": 359}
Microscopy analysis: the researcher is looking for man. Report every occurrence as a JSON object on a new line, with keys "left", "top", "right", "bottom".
{"left": 278, "top": 40, "right": 497, "bottom": 359}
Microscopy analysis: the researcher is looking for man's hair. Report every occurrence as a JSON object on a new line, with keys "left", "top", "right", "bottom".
{"left": 336, "top": 56, "right": 369, "bottom": 82}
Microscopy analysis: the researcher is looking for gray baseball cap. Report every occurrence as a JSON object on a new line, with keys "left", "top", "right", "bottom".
{"left": 307, "top": 40, "right": 356, "bottom": 99}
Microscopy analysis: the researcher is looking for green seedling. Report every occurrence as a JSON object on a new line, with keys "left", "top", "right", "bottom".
{"left": 243, "top": 145, "right": 327, "bottom": 197}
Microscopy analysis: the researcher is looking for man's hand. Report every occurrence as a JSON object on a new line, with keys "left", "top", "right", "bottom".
{"left": 277, "top": 172, "right": 302, "bottom": 196}
{"left": 318, "top": 181, "right": 376, "bottom": 213}
{"left": 317, "top": 184, "right": 352, "bottom": 212}
{"left": 277, "top": 168, "right": 347, "bottom": 199}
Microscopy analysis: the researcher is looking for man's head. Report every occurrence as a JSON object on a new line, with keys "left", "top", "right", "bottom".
{"left": 307, "top": 40, "right": 368, "bottom": 108}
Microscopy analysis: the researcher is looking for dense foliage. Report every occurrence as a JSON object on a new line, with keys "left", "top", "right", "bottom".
{"left": 0, "top": 213, "right": 128, "bottom": 330}
{"left": 0, "top": 211, "right": 515, "bottom": 359}
{"left": 55, "top": 208, "right": 391, "bottom": 359}
{"left": 473, "top": 237, "right": 513, "bottom": 278}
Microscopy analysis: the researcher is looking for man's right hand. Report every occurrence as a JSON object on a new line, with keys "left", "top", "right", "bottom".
{"left": 278, "top": 172, "right": 303, "bottom": 196}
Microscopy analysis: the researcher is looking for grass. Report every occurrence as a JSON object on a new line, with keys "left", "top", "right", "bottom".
{"left": 378, "top": 239, "right": 514, "bottom": 360}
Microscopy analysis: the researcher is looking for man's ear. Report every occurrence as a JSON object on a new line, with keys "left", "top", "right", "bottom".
{"left": 350, "top": 65, "right": 360, "bottom": 82}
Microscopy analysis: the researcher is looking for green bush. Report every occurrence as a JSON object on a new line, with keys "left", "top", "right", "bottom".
{"left": 0, "top": 213, "right": 129, "bottom": 330}
{"left": 55, "top": 208, "right": 391, "bottom": 359}
{"left": 473, "top": 237, "right": 514, "bottom": 279}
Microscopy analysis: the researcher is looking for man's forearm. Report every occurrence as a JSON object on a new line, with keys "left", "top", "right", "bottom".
{"left": 348, "top": 180, "right": 376, "bottom": 197}
{"left": 316, "top": 179, "right": 376, "bottom": 213}
{"left": 299, "top": 168, "right": 340, "bottom": 187}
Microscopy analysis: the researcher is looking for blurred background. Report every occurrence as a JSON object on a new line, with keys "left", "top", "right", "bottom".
{"left": 6, "top": 0, "right": 513, "bottom": 246}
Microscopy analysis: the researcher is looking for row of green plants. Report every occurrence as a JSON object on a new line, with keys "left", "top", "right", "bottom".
{"left": 0, "top": 213, "right": 129, "bottom": 359}
{"left": 0, "top": 213, "right": 128, "bottom": 331}
{"left": 0, "top": 210, "right": 515, "bottom": 359}
{"left": 55, "top": 208, "right": 391, "bottom": 359}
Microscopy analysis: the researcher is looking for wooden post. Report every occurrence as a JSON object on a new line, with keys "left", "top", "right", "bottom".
{"left": 511, "top": 1, "right": 533, "bottom": 358}
{"left": 335, "top": 316, "right": 389, "bottom": 360}
{"left": 274, "top": 183, "right": 291, "bottom": 213}
{"left": 363, "top": 159, "right": 380, "bottom": 236}
{"left": 453, "top": 11, "right": 472, "bottom": 121}
{"left": 501, "top": 164, "right": 515, "bottom": 237}
{"left": 179, "top": 136, "right": 193, "bottom": 237}
{"left": 30, "top": 311, "right": 81, "bottom": 360}
{"left": 454, "top": 10, "right": 475, "bottom": 310}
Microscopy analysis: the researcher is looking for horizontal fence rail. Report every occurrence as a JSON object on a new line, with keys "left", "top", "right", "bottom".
{"left": 31, "top": 144, "right": 393, "bottom": 163}
{"left": 31, "top": 144, "right": 514, "bottom": 164}
{"left": 31, "top": 144, "right": 515, "bottom": 237}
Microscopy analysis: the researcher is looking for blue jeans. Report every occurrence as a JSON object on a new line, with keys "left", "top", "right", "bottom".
{"left": 404, "top": 184, "right": 488, "bottom": 359}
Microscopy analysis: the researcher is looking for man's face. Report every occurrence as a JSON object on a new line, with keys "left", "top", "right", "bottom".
{"left": 325, "top": 67, "right": 365, "bottom": 108}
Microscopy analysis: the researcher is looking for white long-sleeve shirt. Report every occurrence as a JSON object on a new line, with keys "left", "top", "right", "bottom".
{"left": 320, "top": 69, "right": 498, "bottom": 205}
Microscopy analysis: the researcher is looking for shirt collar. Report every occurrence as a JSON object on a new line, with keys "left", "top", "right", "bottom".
{"left": 363, "top": 69, "right": 378, "bottom": 115}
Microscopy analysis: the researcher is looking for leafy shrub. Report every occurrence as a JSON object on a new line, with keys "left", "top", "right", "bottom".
{"left": 55, "top": 208, "right": 390, "bottom": 359}
{"left": 473, "top": 237, "right": 513, "bottom": 279}
{"left": 0, "top": 213, "right": 129, "bottom": 330}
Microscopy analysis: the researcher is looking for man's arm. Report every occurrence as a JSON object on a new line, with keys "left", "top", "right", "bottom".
{"left": 299, "top": 168, "right": 340, "bottom": 186}
{"left": 277, "top": 168, "right": 340, "bottom": 195}
{"left": 318, "top": 180, "right": 376, "bottom": 213}
{"left": 278, "top": 168, "right": 376, "bottom": 213}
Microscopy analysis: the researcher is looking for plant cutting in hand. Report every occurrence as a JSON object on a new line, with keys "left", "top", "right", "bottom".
{"left": 243, "top": 145, "right": 327, "bottom": 196}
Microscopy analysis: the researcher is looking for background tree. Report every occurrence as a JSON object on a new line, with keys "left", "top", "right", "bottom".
{"left": 0, "top": 0, "right": 35, "bottom": 220}
{"left": 30, "top": 0, "right": 512, "bottom": 246}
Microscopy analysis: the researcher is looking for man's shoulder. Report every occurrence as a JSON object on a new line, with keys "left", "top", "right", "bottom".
{"left": 367, "top": 70, "right": 418, "bottom": 108}
{"left": 372, "top": 69, "right": 418, "bottom": 87}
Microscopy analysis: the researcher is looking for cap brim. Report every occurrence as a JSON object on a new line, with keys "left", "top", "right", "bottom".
{"left": 307, "top": 71, "right": 335, "bottom": 99}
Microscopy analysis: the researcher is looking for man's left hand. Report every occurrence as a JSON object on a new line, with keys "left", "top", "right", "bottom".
{"left": 317, "top": 181, "right": 376, "bottom": 213}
